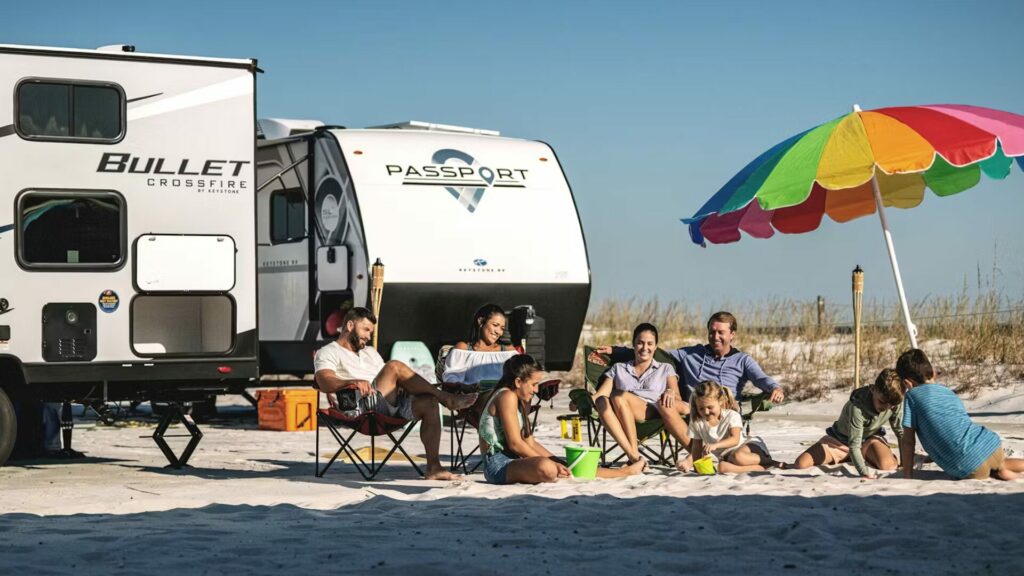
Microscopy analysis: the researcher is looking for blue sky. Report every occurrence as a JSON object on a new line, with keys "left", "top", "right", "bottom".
{"left": 8, "top": 1, "right": 1024, "bottom": 311}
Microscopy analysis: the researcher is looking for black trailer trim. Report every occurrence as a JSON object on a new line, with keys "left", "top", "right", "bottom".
{"left": 260, "top": 282, "right": 590, "bottom": 373}
{"left": 21, "top": 357, "right": 258, "bottom": 384}
{"left": 0, "top": 46, "right": 259, "bottom": 72}
{"left": 325, "top": 129, "right": 372, "bottom": 307}
{"left": 306, "top": 135, "right": 319, "bottom": 322}
{"left": 126, "top": 92, "right": 162, "bottom": 103}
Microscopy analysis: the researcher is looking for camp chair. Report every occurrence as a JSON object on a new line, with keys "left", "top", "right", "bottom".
{"left": 314, "top": 389, "right": 423, "bottom": 481}
{"left": 736, "top": 390, "right": 773, "bottom": 436}
{"left": 571, "top": 347, "right": 774, "bottom": 465}
{"left": 569, "top": 346, "right": 682, "bottom": 466}
{"left": 435, "top": 344, "right": 559, "bottom": 473}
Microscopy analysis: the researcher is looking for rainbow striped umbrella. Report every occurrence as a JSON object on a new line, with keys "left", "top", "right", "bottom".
{"left": 683, "top": 104, "right": 1024, "bottom": 347}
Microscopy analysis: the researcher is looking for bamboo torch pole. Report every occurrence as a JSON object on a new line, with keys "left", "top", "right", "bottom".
{"left": 370, "top": 258, "right": 385, "bottom": 349}
{"left": 852, "top": 265, "right": 864, "bottom": 390}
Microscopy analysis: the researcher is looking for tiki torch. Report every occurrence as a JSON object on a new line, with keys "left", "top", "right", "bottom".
{"left": 370, "top": 258, "right": 385, "bottom": 349}
{"left": 852, "top": 265, "right": 864, "bottom": 390}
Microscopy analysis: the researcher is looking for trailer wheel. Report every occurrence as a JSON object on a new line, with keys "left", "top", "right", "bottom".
{"left": 0, "top": 388, "right": 16, "bottom": 466}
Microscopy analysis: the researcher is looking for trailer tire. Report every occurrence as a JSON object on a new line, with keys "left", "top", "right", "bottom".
{"left": 0, "top": 388, "right": 16, "bottom": 466}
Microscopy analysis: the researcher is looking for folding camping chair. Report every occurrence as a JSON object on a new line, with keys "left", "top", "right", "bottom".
{"left": 570, "top": 346, "right": 774, "bottom": 466}
{"left": 435, "top": 344, "right": 559, "bottom": 473}
{"left": 736, "top": 391, "right": 773, "bottom": 436}
{"left": 315, "top": 400, "right": 423, "bottom": 481}
{"left": 569, "top": 346, "right": 681, "bottom": 466}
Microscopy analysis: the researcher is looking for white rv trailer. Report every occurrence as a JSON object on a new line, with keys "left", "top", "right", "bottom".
{"left": 0, "top": 44, "right": 259, "bottom": 465}
{"left": 256, "top": 121, "right": 590, "bottom": 374}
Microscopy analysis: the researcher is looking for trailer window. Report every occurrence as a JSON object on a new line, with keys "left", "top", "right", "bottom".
{"left": 17, "top": 191, "right": 125, "bottom": 269}
{"left": 271, "top": 188, "right": 307, "bottom": 243}
{"left": 16, "top": 80, "right": 124, "bottom": 142}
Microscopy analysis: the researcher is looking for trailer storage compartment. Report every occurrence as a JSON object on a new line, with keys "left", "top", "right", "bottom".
{"left": 132, "top": 295, "right": 234, "bottom": 355}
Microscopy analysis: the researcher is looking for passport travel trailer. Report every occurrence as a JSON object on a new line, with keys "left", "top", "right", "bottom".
{"left": 255, "top": 120, "right": 591, "bottom": 375}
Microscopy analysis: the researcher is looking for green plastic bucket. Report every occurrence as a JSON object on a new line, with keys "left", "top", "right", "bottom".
{"left": 564, "top": 445, "right": 602, "bottom": 479}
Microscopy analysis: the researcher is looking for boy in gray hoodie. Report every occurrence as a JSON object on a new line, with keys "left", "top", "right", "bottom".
{"left": 789, "top": 369, "right": 904, "bottom": 478}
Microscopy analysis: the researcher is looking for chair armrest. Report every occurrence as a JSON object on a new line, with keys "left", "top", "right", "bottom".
{"left": 440, "top": 382, "right": 481, "bottom": 395}
{"left": 739, "top": 392, "right": 773, "bottom": 419}
{"left": 537, "top": 379, "right": 560, "bottom": 402}
{"left": 569, "top": 388, "right": 595, "bottom": 418}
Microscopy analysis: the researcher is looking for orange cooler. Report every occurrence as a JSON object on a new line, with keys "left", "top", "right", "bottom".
{"left": 257, "top": 388, "right": 318, "bottom": 431}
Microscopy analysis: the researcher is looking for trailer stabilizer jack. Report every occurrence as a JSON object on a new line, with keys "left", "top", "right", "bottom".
{"left": 152, "top": 403, "right": 203, "bottom": 468}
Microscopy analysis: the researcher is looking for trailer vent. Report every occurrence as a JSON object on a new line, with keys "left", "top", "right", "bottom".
{"left": 57, "top": 338, "right": 87, "bottom": 359}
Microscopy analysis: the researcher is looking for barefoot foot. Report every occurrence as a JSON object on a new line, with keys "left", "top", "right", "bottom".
{"left": 425, "top": 467, "right": 463, "bottom": 481}
{"left": 995, "top": 467, "right": 1020, "bottom": 481}
{"left": 625, "top": 459, "right": 647, "bottom": 475}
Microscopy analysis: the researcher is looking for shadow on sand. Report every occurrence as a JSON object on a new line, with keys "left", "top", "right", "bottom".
{"left": 1, "top": 491, "right": 1020, "bottom": 575}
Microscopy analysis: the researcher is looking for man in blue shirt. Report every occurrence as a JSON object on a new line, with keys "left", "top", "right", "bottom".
{"left": 593, "top": 311, "right": 785, "bottom": 404}
{"left": 897, "top": 348, "right": 1023, "bottom": 480}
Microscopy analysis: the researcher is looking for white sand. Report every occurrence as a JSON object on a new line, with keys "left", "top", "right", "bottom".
{"left": 2, "top": 387, "right": 1022, "bottom": 575}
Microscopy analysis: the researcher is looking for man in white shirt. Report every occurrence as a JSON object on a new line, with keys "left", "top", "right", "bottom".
{"left": 314, "top": 307, "right": 476, "bottom": 480}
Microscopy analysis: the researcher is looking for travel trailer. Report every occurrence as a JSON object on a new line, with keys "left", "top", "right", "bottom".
{"left": 0, "top": 44, "right": 259, "bottom": 466}
{"left": 255, "top": 120, "right": 590, "bottom": 374}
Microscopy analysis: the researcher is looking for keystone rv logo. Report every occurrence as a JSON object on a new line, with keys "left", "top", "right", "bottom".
{"left": 385, "top": 149, "right": 527, "bottom": 213}
{"left": 96, "top": 153, "right": 250, "bottom": 194}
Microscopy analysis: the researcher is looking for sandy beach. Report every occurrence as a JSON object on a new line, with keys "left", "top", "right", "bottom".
{"left": 2, "top": 386, "right": 1023, "bottom": 575}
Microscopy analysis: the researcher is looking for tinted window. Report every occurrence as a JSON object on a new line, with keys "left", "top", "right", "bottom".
{"left": 18, "top": 83, "right": 70, "bottom": 137}
{"left": 271, "top": 188, "right": 306, "bottom": 243}
{"left": 19, "top": 192, "right": 124, "bottom": 268}
{"left": 17, "top": 80, "right": 123, "bottom": 142}
{"left": 74, "top": 85, "right": 121, "bottom": 139}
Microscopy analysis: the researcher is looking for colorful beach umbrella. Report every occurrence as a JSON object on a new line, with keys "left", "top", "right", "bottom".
{"left": 683, "top": 104, "right": 1024, "bottom": 347}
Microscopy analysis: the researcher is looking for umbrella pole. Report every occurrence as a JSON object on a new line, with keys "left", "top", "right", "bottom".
{"left": 852, "top": 265, "right": 864, "bottom": 390}
{"left": 870, "top": 176, "right": 919, "bottom": 349}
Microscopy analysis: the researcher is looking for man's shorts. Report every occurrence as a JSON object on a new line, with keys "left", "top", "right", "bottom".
{"left": 337, "top": 384, "right": 414, "bottom": 421}
{"left": 966, "top": 445, "right": 1006, "bottom": 480}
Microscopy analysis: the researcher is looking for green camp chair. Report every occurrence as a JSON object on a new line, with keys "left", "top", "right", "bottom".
{"left": 598, "top": 346, "right": 775, "bottom": 434}
{"left": 570, "top": 345, "right": 774, "bottom": 466}
{"left": 569, "top": 346, "right": 682, "bottom": 466}
{"left": 737, "top": 391, "right": 773, "bottom": 436}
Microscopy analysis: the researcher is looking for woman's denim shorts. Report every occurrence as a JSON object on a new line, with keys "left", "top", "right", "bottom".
{"left": 482, "top": 452, "right": 514, "bottom": 484}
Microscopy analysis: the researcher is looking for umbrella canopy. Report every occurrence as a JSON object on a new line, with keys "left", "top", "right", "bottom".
{"left": 685, "top": 105, "right": 1024, "bottom": 246}
{"left": 683, "top": 104, "right": 1024, "bottom": 348}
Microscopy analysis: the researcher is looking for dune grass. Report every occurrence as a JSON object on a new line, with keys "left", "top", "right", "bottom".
{"left": 567, "top": 290, "right": 1024, "bottom": 401}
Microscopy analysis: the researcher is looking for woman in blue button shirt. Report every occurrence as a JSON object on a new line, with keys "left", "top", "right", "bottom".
{"left": 591, "top": 323, "right": 690, "bottom": 465}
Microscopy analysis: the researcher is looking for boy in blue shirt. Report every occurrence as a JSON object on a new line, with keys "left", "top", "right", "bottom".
{"left": 897, "top": 349, "right": 1023, "bottom": 481}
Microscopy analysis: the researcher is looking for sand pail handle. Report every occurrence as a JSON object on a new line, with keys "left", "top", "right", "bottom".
{"left": 567, "top": 450, "right": 587, "bottom": 472}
